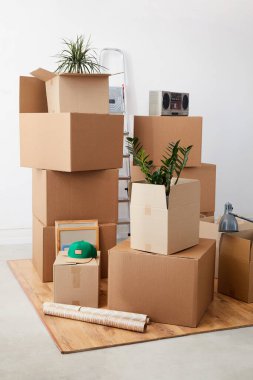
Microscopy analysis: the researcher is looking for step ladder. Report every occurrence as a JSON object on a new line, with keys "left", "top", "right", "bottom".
{"left": 99, "top": 48, "right": 131, "bottom": 236}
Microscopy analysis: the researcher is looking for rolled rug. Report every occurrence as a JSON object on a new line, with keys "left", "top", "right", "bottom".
{"left": 43, "top": 302, "right": 150, "bottom": 333}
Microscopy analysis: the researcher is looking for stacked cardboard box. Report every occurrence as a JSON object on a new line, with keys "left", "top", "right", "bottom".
{"left": 108, "top": 115, "right": 216, "bottom": 327}
{"left": 20, "top": 71, "right": 123, "bottom": 282}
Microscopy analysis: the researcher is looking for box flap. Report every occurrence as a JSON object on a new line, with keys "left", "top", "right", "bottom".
{"left": 60, "top": 73, "right": 110, "bottom": 78}
{"left": 131, "top": 182, "right": 167, "bottom": 209}
{"left": 54, "top": 252, "right": 100, "bottom": 266}
{"left": 31, "top": 68, "right": 56, "bottom": 81}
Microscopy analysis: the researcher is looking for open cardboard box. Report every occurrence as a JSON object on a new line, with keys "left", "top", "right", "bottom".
{"left": 131, "top": 163, "right": 216, "bottom": 214}
{"left": 108, "top": 238, "right": 215, "bottom": 327}
{"left": 218, "top": 230, "right": 253, "bottom": 303}
{"left": 133, "top": 116, "right": 202, "bottom": 167}
{"left": 30, "top": 68, "right": 110, "bottom": 114}
{"left": 130, "top": 178, "right": 200, "bottom": 255}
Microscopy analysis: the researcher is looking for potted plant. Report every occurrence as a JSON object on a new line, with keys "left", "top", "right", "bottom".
{"left": 127, "top": 137, "right": 200, "bottom": 255}
{"left": 30, "top": 35, "right": 109, "bottom": 113}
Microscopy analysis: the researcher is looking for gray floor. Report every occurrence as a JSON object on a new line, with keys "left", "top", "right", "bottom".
{"left": 1, "top": 245, "right": 253, "bottom": 380}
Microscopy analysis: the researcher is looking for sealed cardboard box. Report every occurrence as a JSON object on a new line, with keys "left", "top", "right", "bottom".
{"left": 218, "top": 230, "right": 253, "bottom": 302}
{"left": 54, "top": 253, "right": 100, "bottom": 307}
{"left": 33, "top": 169, "right": 118, "bottom": 226}
{"left": 108, "top": 238, "right": 215, "bottom": 327}
{"left": 130, "top": 178, "right": 200, "bottom": 255}
{"left": 131, "top": 163, "right": 216, "bottom": 214}
{"left": 32, "top": 216, "right": 55, "bottom": 283}
{"left": 134, "top": 116, "right": 202, "bottom": 167}
{"left": 200, "top": 218, "right": 253, "bottom": 279}
{"left": 28, "top": 69, "right": 109, "bottom": 114}
{"left": 20, "top": 113, "right": 123, "bottom": 172}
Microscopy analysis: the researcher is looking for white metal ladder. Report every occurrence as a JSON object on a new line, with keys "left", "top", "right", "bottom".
{"left": 99, "top": 48, "right": 131, "bottom": 236}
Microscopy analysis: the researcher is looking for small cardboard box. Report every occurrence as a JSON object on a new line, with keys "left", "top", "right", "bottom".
{"left": 133, "top": 116, "right": 202, "bottom": 167}
{"left": 33, "top": 169, "right": 118, "bottom": 226}
{"left": 33, "top": 219, "right": 116, "bottom": 283}
{"left": 131, "top": 163, "right": 216, "bottom": 214}
{"left": 130, "top": 178, "right": 200, "bottom": 255}
{"left": 200, "top": 218, "right": 253, "bottom": 279}
{"left": 218, "top": 230, "right": 253, "bottom": 302}
{"left": 30, "top": 68, "right": 109, "bottom": 114}
{"left": 54, "top": 253, "right": 100, "bottom": 307}
{"left": 108, "top": 238, "right": 215, "bottom": 327}
{"left": 32, "top": 216, "right": 55, "bottom": 283}
{"left": 20, "top": 113, "right": 123, "bottom": 172}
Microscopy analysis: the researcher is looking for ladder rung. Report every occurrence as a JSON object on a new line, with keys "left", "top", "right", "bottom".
{"left": 124, "top": 131, "right": 129, "bottom": 136}
{"left": 123, "top": 154, "right": 130, "bottom": 158}
{"left": 118, "top": 198, "right": 130, "bottom": 203}
{"left": 118, "top": 219, "right": 130, "bottom": 225}
{"left": 119, "top": 176, "right": 131, "bottom": 180}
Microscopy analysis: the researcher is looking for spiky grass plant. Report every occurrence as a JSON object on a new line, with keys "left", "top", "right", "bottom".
{"left": 55, "top": 35, "right": 105, "bottom": 74}
{"left": 126, "top": 137, "right": 192, "bottom": 195}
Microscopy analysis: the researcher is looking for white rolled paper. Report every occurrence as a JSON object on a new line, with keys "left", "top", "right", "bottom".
{"left": 43, "top": 302, "right": 150, "bottom": 333}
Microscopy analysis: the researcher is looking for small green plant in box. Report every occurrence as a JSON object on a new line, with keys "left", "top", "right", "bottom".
{"left": 126, "top": 137, "right": 193, "bottom": 195}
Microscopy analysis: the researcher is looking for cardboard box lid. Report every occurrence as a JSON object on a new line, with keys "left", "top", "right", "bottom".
{"left": 31, "top": 68, "right": 110, "bottom": 81}
{"left": 54, "top": 252, "right": 100, "bottom": 267}
{"left": 131, "top": 178, "right": 200, "bottom": 210}
{"left": 221, "top": 230, "right": 253, "bottom": 261}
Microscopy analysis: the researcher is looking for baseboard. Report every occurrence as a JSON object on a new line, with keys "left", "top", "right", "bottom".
{"left": 0, "top": 228, "right": 32, "bottom": 245}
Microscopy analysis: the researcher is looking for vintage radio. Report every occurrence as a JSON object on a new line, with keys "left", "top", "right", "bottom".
{"left": 149, "top": 91, "right": 189, "bottom": 116}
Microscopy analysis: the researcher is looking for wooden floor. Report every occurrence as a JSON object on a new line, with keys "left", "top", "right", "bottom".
{"left": 8, "top": 259, "right": 253, "bottom": 354}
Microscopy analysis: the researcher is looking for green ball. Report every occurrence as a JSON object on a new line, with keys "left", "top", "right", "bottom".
{"left": 68, "top": 240, "right": 97, "bottom": 259}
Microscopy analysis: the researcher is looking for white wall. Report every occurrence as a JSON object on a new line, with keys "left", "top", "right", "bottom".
{"left": 1, "top": 0, "right": 253, "bottom": 243}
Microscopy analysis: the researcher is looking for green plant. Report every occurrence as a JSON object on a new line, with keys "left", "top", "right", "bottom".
{"left": 55, "top": 35, "right": 105, "bottom": 74}
{"left": 126, "top": 137, "right": 192, "bottom": 195}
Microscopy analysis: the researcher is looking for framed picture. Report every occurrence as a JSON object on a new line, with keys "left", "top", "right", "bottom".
{"left": 55, "top": 219, "right": 99, "bottom": 255}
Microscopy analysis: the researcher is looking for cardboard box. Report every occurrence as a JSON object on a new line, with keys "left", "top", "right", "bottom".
{"left": 33, "top": 169, "right": 118, "bottom": 226}
{"left": 99, "top": 223, "right": 117, "bottom": 278}
{"left": 20, "top": 76, "right": 48, "bottom": 113}
{"left": 130, "top": 178, "right": 200, "bottom": 255}
{"left": 200, "top": 218, "right": 253, "bottom": 279}
{"left": 54, "top": 253, "right": 100, "bottom": 307}
{"left": 218, "top": 230, "right": 253, "bottom": 302}
{"left": 20, "top": 113, "right": 123, "bottom": 172}
{"left": 32, "top": 217, "right": 55, "bottom": 283}
{"left": 27, "top": 69, "right": 109, "bottom": 114}
{"left": 133, "top": 116, "right": 202, "bottom": 167}
{"left": 33, "top": 218, "right": 115, "bottom": 283}
{"left": 108, "top": 238, "right": 215, "bottom": 327}
{"left": 131, "top": 163, "right": 216, "bottom": 213}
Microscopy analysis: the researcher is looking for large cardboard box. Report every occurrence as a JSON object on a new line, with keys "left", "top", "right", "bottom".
{"left": 134, "top": 116, "right": 202, "bottom": 167}
{"left": 131, "top": 163, "right": 216, "bottom": 213}
{"left": 32, "top": 217, "right": 55, "bottom": 283}
{"left": 218, "top": 230, "right": 253, "bottom": 302}
{"left": 130, "top": 179, "right": 200, "bottom": 255}
{"left": 200, "top": 218, "right": 253, "bottom": 278}
{"left": 33, "top": 169, "right": 118, "bottom": 226}
{"left": 108, "top": 239, "right": 215, "bottom": 327}
{"left": 20, "top": 113, "right": 123, "bottom": 172}
{"left": 54, "top": 253, "right": 100, "bottom": 307}
{"left": 28, "top": 69, "right": 109, "bottom": 114}
{"left": 33, "top": 218, "right": 116, "bottom": 283}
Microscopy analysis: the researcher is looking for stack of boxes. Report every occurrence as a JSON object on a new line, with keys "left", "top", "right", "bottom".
{"left": 19, "top": 69, "right": 124, "bottom": 283}
{"left": 108, "top": 115, "right": 216, "bottom": 327}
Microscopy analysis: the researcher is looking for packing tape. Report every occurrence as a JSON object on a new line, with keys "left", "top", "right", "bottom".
{"left": 71, "top": 266, "right": 81, "bottom": 288}
{"left": 145, "top": 243, "right": 151, "bottom": 252}
{"left": 144, "top": 205, "right": 151, "bottom": 216}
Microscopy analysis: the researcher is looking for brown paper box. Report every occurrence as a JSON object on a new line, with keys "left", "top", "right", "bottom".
{"left": 200, "top": 218, "right": 253, "bottom": 279}
{"left": 108, "top": 239, "right": 215, "bottom": 327}
{"left": 32, "top": 216, "right": 55, "bottom": 283}
{"left": 130, "top": 178, "right": 200, "bottom": 255}
{"left": 33, "top": 169, "right": 118, "bottom": 226}
{"left": 131, "top": 163, "right": 216, "bottom": 213}
{"left": 53, "top": 253, "right": 100, "bottom": 307}
{"left": 218, "top": 230, "right": 253, "bottom": 302}
{"left": 20, "top": 113, "right": 123, "bottom": 172}
{"left": 33, "top": 217, "right": 116, "bottom": 283}
{"left": 133, "top": 116, "right": 202, "bottom": 167}
{"left": 28, "top": 69, "right": 109, "bottom": 114}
